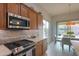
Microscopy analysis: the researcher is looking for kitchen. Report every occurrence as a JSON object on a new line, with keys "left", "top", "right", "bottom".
{"left": 0, "top": 3, "right": 47, "bottom": 56}
{"left": 1, "top": 3, "right": 79, "bottom": 56}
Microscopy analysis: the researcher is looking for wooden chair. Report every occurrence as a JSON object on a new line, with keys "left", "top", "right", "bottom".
{"left": 62, "top": 37, "right": 72, "bottom": 51}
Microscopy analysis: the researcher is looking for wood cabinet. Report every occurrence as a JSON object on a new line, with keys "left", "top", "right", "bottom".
{"left": 0, "top": 4, "right": 6, "bottom": 29}
{"left": 20, "top": 4, "right": 29, "bottom": 17}
{"left": 37, "top": 13, "right": 43, "bottom": 29}
{"left": 35, "top": 40, "right": 43, "bottom": 56}
{"left": 7, "top": 3, "right": 20, "bottom": 15}
{"left": 43, "top": 39, "right": 47, "bottom": 55}
{"left": 0, "top": 3, "right": 43, "bottom": 30}
{"left": 28, "top": 9, "right": 37, "bottom": 29}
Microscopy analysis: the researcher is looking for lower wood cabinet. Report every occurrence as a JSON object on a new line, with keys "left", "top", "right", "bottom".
{"left": 35, "top": 39, "right": 47, "bottom": 56}
{"left": 43, "top": 39, "right": 47, "bottom": 55}
{"left": 35, "top": 40, "right": 43, "bottom": 56}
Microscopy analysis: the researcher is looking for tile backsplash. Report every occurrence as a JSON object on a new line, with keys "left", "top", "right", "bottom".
{"left": 0, "top": 30, "right": 40, "bottom": 44}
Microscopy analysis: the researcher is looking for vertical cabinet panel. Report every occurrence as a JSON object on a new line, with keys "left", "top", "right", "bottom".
{"left": 20, "top": 4, "right": 29, "bottom": 17}
{"left": 43, "top": 39, "right": 47, "bottom": 55}
{"left": 7, "top": 3, "right": 20, "bottom": 15}
{"left": 35, "top": 40, "right": 43, "bottom": 56}
{"left": 28, "top": 9, "right": 37, "bottom": 29}
{"left": 0, "top": 4, "right": 6, "bottom": 29}
{"left": 37, "top": 14, "right": 43, "bottom": 29}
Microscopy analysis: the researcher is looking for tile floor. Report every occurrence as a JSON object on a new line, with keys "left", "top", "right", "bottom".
{"left": 46, "top": 41, "right": 76, "bottom": 56}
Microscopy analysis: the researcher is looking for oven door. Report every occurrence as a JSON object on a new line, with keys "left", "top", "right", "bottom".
{"left": 15, "top": 46, "right": 35, "bottom": 56}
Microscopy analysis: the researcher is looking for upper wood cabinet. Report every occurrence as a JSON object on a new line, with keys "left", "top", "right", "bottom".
{"left": 37, "top": 13, "right": 43, "bottom": 29}
{"left": 20, "top": 4, "right": 29, "bottom": 17}
{"left": 7, "top": 3, "right": 20, "bottom": 15}
{"left": 0, "top": 4, "right": 6, "bottom": 30}
{"left": 0, "top": 3, "right": 43, "bottom": 30}
{"left": 28, "top": 9, "right": 37, "bottom": 29}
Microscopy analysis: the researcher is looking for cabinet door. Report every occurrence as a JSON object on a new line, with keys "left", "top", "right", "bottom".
{"left": 37, "top": 14, "right": 43, "bottom": 29}
{"left": 36, "top": 40, "right": 43, "bottom": 56}
{"left": 20, "top": 4, "right": 29, "bottom": 17}
{"left": 43, "top": 39, "right": 47, "bottom": 55}
{"left": 7, "top": 3, "right": 20, "bottom": 14}
{"left": 0, "top": 4, "right": 6, "bottom": 29}
{"left": 28, "top": 9, "right": 37, "bottom": 29}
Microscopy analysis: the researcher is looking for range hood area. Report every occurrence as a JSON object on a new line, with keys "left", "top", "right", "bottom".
{"left": 0, "top": 3, "right": 43, "bottom": 30}
{"left": 6, "top": 12, "right": 30, "bottom": 30}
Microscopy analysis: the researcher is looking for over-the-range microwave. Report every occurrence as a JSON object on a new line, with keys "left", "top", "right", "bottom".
{"left": 6, "top": 12, "right": 30, "bottom": 29}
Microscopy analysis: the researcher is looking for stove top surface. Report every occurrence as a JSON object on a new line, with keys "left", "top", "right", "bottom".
{"left": 4, "top": 39, "right": 34, "bottom": 50}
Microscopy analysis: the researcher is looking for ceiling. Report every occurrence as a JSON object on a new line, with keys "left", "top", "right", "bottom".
{"left": 37, "top": 3, "right": 79, "bottom": 17}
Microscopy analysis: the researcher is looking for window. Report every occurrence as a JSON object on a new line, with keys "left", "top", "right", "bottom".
{"left": 57, "top": 20, "right": 79, "bottom": 41}
{"left": 43, "top": 20, "right": 49, "bottom": 38}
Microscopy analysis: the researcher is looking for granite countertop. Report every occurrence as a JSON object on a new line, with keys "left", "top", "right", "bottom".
{"left": 0, "top": 45, "right": 12, "bottom": 56}
{"left": 26, "top": 37, "right": 44, "bottom": 43}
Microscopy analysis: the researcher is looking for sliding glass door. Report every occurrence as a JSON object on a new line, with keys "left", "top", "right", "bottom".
{"left": 57, "top": 22, "right": 68, "bottom": 41}
{"left": 56, "top": 20, "right": 79, "bottom": 41}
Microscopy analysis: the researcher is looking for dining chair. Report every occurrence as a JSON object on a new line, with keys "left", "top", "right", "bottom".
{"left": 62, "top": 37, "right": 72, "bottom": 52}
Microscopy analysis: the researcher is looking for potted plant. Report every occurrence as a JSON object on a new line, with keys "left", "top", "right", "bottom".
{"left": 66, "top": 31, "right": 75, "bottom": 37}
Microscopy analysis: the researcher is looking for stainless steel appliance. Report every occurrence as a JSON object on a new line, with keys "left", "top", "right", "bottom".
{"left": 6, "top": 12, "right": 30, "bottom": 29}
{"left": 4, "top": 40, "right": 35, "bottom": 56}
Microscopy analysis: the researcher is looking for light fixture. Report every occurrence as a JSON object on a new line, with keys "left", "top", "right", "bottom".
{"left": 66, "top": 4, "right": 75, "bottom": 26}
{"left": 66, "top": 21, "right": 75, "bottom": 26}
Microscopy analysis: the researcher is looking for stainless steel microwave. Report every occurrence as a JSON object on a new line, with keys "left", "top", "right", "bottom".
{"left": 7, "top": 12, "right": 30, "bottom": 29}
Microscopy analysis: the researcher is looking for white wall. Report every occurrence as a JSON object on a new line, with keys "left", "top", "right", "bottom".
{"left": 25, "top": 3, "right": 53, "bottom": 44}
{"left": 51, "top": 11, "right": 79, "bottom": 40}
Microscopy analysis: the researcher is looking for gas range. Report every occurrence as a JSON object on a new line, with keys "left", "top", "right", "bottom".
{"left": 4, "top": 39, "right": 35, "bottom": 56}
